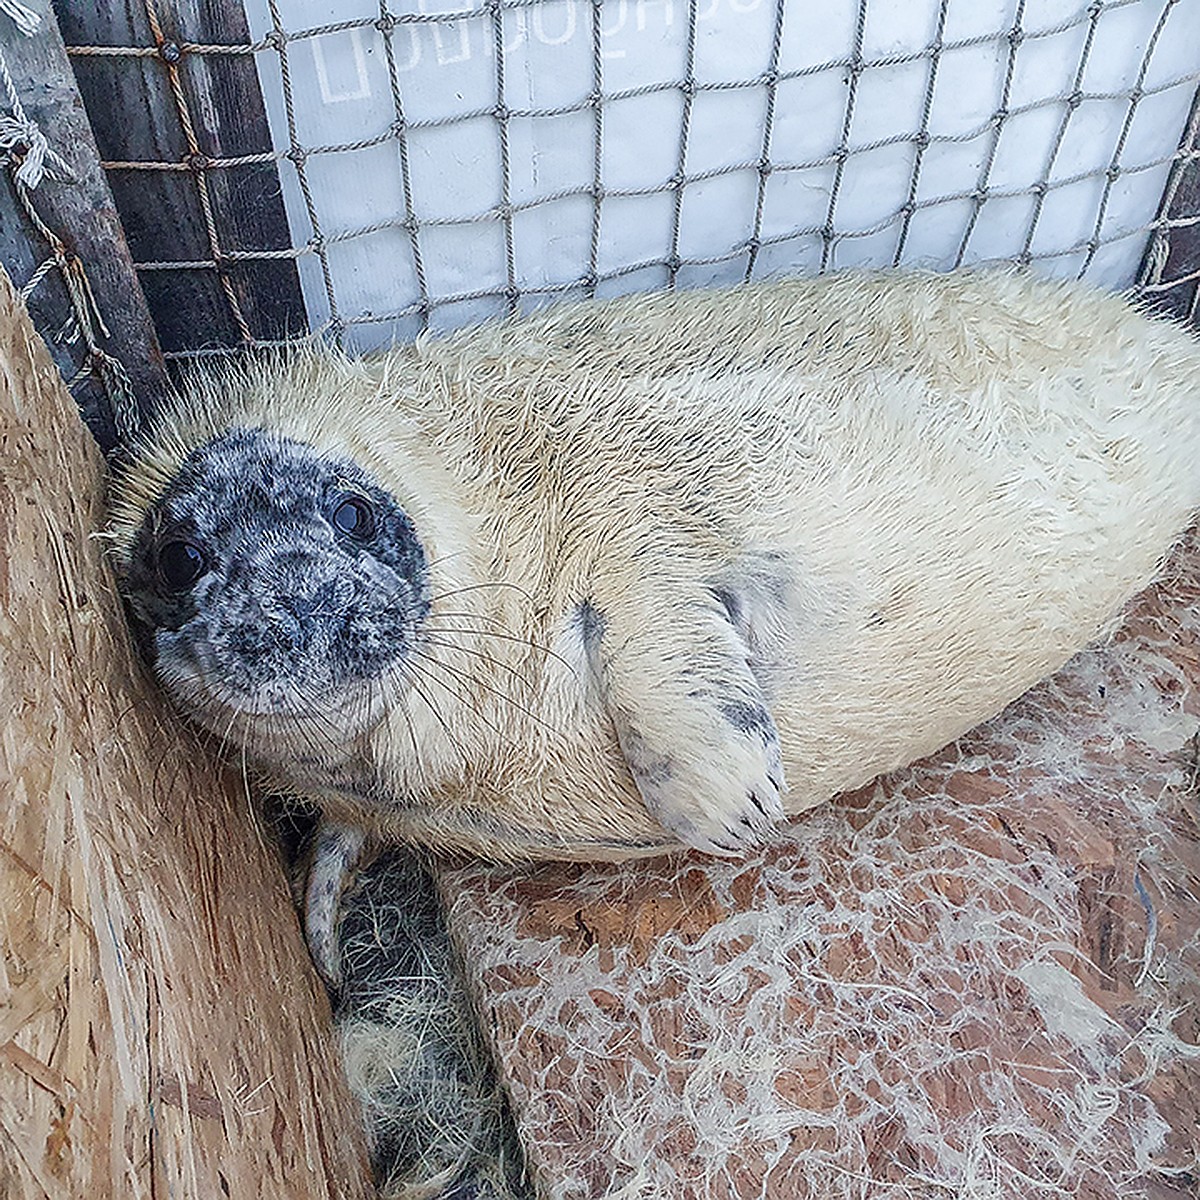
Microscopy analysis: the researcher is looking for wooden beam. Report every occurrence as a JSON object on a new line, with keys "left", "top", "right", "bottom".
{"left": 1137, "top": 86, "right": 1199, "bottom": 325}
{"left": 2, "top": 1, "right": 167, "bottom": 447}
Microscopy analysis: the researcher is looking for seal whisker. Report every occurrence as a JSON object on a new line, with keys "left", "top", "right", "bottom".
{"left": 415, "top": 636, "right": 542, "bottom": 690}
{"left": 403, "top": 654, "right": 533, "bottom": 754}
{"left": 421, "top": 607, "right": 509, "bottom": 627}
{"left": 427, "top": 580, "right": 538, "bottom": 605}
{"left": 397, "top": 664, "right": 471, "bottom": 770}
{"left": 420, "top": 620, "right": 579, "bottom": 675}
{"left": 407, "top": 646, "right": 564, "bottom": 737}
{"left": 387, "top": 682, "right": 424, "bottom": 786}
{"left": 422, "top": 548, "right": 470, "bottom": 571}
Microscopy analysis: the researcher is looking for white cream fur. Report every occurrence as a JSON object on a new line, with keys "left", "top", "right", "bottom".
{"left": 108, "top": 269, "right": 1200, "bottom": 859}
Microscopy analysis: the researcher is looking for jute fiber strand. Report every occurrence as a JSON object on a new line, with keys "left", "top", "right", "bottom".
{"left": 0, "top": 267, "right": 371, "bottom": 1198}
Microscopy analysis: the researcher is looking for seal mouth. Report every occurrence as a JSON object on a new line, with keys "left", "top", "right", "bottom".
{"left": 157, "top": 651, "right": 400, "bottom": 751}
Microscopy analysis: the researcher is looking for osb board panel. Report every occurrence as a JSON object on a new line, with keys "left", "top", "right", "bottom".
{"left": 441, "top": 530, "right": 1200, "bottom": 1200}
{"left": 0, "top": 269, "right": 371, "bottom": 1199}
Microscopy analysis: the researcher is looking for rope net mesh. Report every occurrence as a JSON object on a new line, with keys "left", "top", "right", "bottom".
{"left": 59, "top": 0, "right": 1200, "bottom": 361}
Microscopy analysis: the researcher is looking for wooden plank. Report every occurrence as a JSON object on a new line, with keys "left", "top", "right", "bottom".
{"left": 0, "top": 267, "right": 371, "bottom": 1198}
{"left": 54, "top": 0, "right": 308, "bottom": 355}
{"left": 1, "top": 0, "right": 167, "bottom": 447}
{"left": 1138, "top": 87, "right": 1200, "bottom": 325}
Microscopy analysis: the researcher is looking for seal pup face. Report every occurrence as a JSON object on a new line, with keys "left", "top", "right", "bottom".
{"left": 119, "top": 426, "right": 430, "bottom": 767}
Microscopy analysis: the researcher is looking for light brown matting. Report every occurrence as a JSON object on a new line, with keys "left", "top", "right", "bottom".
{"left": 442, "top": 531, "right": 1200, "bottom": 1199}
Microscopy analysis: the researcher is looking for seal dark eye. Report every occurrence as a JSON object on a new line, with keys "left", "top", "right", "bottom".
{"left": 157, "top": 539, "right": 207, "bottom": 590}
{"left": 331, "top": 494, "right": 375, "bottom": 540}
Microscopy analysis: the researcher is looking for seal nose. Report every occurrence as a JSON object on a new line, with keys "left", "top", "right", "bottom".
{"left": 279, "top": 592, "right": 318, "bottom": 623}
{"left": 275, "top": 580, "right": 340, "bottom": 641}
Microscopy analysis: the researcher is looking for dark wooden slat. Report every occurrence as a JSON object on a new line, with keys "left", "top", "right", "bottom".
{"left": 1152, "top": 162, "right": 1200, "bottom": 326}
{"left": 1137, "top": 87, "right": 1199, "bottom": 327}
{"left": 54, "top": 0, "right": 308, "bottom": 356}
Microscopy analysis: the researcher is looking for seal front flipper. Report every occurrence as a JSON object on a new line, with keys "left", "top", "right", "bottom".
{"left": 591, "top": 590, "right": 788, "bottom": 855}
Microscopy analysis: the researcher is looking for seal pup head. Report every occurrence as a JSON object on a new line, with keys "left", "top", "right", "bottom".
{"left": 109, "top": 382, "right": 432, "bottom": 768}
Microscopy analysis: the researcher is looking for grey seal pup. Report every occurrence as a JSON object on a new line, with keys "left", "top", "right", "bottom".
{"left": 106, "top": 269, "right": 1200, "bottom": 972}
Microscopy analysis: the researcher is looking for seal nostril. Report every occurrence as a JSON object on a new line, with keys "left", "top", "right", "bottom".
{"left": 280, "top": 594, "right": 317, "bottom": 622}
{"left": 279, "top": 581, "right": 341, "bottom": 624}
{"left": 274, "top": 596, "right": 324, "bottom": 648}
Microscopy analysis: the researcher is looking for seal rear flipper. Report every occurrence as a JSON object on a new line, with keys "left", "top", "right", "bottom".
{"left": 304, "top": 818, "right": 368, "bottom": 988}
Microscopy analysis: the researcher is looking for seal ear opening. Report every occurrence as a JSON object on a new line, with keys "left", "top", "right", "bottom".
{"left": 121, "top": 596, "right": 158, "bottom": 668}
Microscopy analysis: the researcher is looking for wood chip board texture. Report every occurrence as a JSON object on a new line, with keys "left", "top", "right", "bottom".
{"left": 0, "top": 269, "right": 372, "bottom": 1200}
{"left": 441, "top": 530, "right": 1200, "bottom": 1200}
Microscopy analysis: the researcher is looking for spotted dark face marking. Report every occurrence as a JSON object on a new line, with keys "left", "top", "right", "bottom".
{"left": 121, "top": 427, "right": 429, "bottom": 737}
